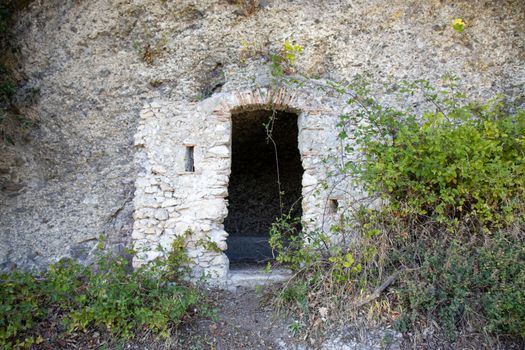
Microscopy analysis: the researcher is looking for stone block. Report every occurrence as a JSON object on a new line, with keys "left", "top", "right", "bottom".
{"left": 161, "top": 198, "right": 180, "bottom": 207}
{"left": 144, "top": 186, "right": 160, "bottom": 194}
{"left": 151, "top": 165, "right": 167, "bottom": 175}
{"left": 207, "top": 145, "right": 230, "bottom": 158}
{"left": 187, "top": 248, "right": 204, "bottom": 259}
{"left": 302, "top": 173, "right": 318, "bottom": 187}
{"left": 154, "top": 209, "right": 169, "bottom": 221}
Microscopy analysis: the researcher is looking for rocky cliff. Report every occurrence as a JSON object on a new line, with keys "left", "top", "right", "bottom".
{"left": 1, "top": 0, "right": 523, "bottom": 269}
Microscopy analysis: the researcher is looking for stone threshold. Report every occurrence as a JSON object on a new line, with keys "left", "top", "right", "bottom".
{"left": 222, "top": 266, "right": 293, "bottom": 292}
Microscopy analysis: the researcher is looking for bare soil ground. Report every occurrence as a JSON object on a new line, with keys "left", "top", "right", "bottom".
{"left": 175, "top": 287, "right": 303, "bottom": 350}
{"left": 32, "top": 287, "right": 304, "bottom": 350}
{"left": 30, "top": 284, "right": 520, "bottom": 349}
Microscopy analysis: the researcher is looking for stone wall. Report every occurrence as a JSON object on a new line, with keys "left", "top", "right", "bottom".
{"left": 0, "top": 0, "right": 523, "bottom": 271}
{"left": 132, "top": 87, "right": 345, "bottom": 280}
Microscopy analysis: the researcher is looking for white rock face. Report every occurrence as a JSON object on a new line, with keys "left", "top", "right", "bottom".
{"left": 0, "top": 0, "right": 523, "bottom": 271}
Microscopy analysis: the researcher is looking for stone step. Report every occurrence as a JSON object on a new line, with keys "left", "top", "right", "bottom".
{"left": 224, "top": 267, "right": 292, "bottom": 291}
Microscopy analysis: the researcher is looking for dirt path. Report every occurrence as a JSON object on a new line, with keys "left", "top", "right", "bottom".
{"left": 178, "top": 287, "right": 303, "bottom": 350}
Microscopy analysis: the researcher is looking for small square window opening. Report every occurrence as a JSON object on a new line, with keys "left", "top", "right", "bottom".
{"left": 185, "top": 146, "right": 195, "bottom": 172}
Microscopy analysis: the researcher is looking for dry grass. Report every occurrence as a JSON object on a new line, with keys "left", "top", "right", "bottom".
{"left": 265, "top": 219, "right": 525, "bottom": 349}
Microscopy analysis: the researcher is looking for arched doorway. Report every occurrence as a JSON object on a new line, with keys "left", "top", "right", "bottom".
{"left": 224, "top": 109, "right": 303, "bottom": 265}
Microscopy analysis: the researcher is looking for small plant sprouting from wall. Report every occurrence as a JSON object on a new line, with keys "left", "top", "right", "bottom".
{"left": 238, "top": 39, "right": 303, "bottom": 76}
{"left": 452, "top": 18, "right": 466, "bottom": 33}
{"left": 197, "top": 238, "right": 222, "bottom": 253}
{"left": 269, "top": 40, "right": 304, "bottom": 79}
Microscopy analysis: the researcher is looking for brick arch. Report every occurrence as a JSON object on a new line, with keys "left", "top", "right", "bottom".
{"left": 207, "top": 87, "right": 330, "bottom": 120}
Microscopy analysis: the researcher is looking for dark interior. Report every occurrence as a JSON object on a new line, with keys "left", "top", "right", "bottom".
{"left": 224, "top": 110, "right": 303, "bottom": 264}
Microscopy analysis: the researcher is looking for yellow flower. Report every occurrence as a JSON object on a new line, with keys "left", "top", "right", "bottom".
{"left": 452, "top": 18, "right": 466, "bottom": 33}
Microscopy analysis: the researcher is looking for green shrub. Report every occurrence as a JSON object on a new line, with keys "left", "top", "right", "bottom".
{"left": 269, "top": 214, "right": 321, "bottom": 270}
{"left": 0, "top": 239, "right": 202, "bottom": 348}
{"left": 269, "top": 75, "right": 525, "bottom": 344}
{"left": 341, "top": 75, "right": 525, "bottom": 341}
{"left": 340, "top": 77, "right": 525, "bottom": 228}
{"left": 0, "top": 271, "right": 45, "bottom": 349}
{"left": 478, "top": 233, "right": 525, "bottom": 336}
{"left": 391, "top": 231, "right": 525, "bottom": 340}
{"left": 62, "top": 250, "right": 199, "bottom": 339}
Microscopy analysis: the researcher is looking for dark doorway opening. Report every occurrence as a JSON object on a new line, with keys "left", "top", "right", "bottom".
{"left": 225, "top": 110, "right": 303, "bottom": 265}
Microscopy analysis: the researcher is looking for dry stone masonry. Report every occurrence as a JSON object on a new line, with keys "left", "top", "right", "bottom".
{"left": 132, "top": 86, "right": 350, "bottom": 282}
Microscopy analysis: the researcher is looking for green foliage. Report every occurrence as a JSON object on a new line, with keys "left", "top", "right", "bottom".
{"left": 342, "top": 76, "right": 525, "bottom": 228}
{"left": 478, "top": 233, "right": 525, "bottom": 336}
{"left": 288, "top": 320, "right": 304, "bottom": 336}
{"left": 268, "top": 214, "right": 321, "bottom": 270}
{"left": 270, "top": 40, "right": 303, "bottom": 79}
{"left": 336, "top": 75, "right": 525, "bottom": 341}
{"left": 452, "top": 18, "right": 466, "bottom": 33}
{"left": 328, "top": 252, "right": 362, "bottom": 283}
{"left": 238, "top": 39, "right": 303, "bottom": 81}
{"left": 196, "top": 238, "right": 222, "bottom": 253}
{"left": 62, "top": 252, "right": 198, "bottom": 339}
{"left": 270, "top": 75, "right": 525, "bottom": 344}
{"left": 165, "top": 230, "right": 192, "bottom": 278}
{"left": 393, "top": 231, "right": 525, "bottom": 340}
{"left": 280, "top": 280, "right": 308, "bottom": 307}
{"left": 0, "top": 239, "right": 202, "bottom": 348}
{"left": 0, "top": 271, "right": 44, "bottom": 349}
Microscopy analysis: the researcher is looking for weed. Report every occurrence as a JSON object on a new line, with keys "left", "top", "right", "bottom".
{"left": 452, "top": 18, "right": 466, "bottom": 33}
{"left": 288, "top": 320, "right": 303, "bottom": 336}
{"left": 196, "top": 238, "right": 222, "bottom": 253}
{"left": 0, "top": 236, "right": 206, "bottom": 348}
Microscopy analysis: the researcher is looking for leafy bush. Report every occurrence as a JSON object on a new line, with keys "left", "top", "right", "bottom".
{"left": 269, "top": 75, "right": 525, "bottom": 345}
{"left": 339, "top": 77, "right": 525, "bottom": 228}
{"left": 0, "top": 271, "right": 45, "bottom": 349}
{"left": 392, "top": 231, "right": 525, "bottom": 340}
{"left": 478, "top": 233, "right": 525, "bottom": 336}
{"left": 338, "top": 75, "right": 525, "bottom": 340}
{"left": 0, "top": 239, "right": 202, "bottom": 349}
{"left": 269, "top": 214, "right": 320, "bottom": 270}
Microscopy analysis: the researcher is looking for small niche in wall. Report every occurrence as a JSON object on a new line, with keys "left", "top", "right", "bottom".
{"left": 184, "top": 146, "right": 195, "bottom": 172}
{"left": 328, "top": 198, "right": 339, "bottom": 214}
